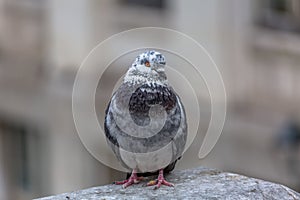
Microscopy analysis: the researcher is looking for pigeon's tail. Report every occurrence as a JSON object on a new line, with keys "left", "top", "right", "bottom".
{"left": 126, "top": 158, "right": 180, "bottom": 179}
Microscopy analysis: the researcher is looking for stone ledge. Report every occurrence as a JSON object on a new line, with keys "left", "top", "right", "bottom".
{"left": 36, "top": 167, "right": 300, "bottom": 200}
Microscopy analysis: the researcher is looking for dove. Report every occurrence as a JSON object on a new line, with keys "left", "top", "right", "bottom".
{"left": 104, "top": 50, "right": 187, "bottom": 189}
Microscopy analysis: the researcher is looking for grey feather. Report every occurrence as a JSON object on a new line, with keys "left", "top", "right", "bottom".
{"left": 104, "top": 50, "right": 187, "bottom": 173}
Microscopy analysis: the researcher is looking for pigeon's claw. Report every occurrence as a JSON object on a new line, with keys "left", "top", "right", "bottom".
{"left": 146, "top": 169, "right": 174, "bottom": 190}
{"left": 113, "top": 170, "right": 143, "bottom": 188}
{"left": 154, "top": 178, "right": 174, "bottom": 190}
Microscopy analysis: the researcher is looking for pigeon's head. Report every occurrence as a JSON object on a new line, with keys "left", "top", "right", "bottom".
{"left": 124, "top": 50, "right": 168, "bottom": 84}
{"left": 131, "top": 50, "right": 166, "bottom": 73}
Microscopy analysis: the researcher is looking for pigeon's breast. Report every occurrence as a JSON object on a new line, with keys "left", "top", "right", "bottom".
{"left": 104, "top": 82, "right": 187, "bottom": 171}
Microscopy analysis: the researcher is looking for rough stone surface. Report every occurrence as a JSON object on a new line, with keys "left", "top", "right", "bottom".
{"left": 36, "top": 167, "right": 300, "bottom": 200}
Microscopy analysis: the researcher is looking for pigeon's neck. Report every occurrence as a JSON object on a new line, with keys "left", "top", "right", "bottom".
{"left": 124, "top": 68, "right": 168, "bottom": 86}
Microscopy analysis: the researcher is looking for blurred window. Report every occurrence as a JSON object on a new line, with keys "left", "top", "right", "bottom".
{"left": 257, "top": 0, "right": 300, "bottom": 33}
{"left": 0, "top": 0, "right": 46, "bottom": 83}
{"left": 119, "top": 0, "right": 166, "bottom": 9}
{"left": 0, "top": 117, "right": 44, "bottom": 199}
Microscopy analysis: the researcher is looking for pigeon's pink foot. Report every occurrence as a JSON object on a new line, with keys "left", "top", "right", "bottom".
{"left": 113, "top": 170, "right": 143, "bottom": 188}
{"left": 146, "top": 169, "right": 174, "bottom": 190}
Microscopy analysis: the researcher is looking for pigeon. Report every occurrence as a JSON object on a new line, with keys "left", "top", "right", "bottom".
{"left": 104, "top": 50, "right": 187, "bottom": 189}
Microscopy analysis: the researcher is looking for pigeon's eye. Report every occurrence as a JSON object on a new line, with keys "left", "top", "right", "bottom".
{"left": 145, "top": 61, "right": 150, "bottom": 67}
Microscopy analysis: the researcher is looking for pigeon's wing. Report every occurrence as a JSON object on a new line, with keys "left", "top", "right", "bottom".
{"left": 170, "top": 90, "right": 187, "bottom": 163}
{"left": 104, "top": 98, "right": 131, "bottom": 170}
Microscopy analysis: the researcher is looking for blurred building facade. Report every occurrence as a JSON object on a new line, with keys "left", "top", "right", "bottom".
{"left": 0, "top": 0, "right": 300, "bottom": 199}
